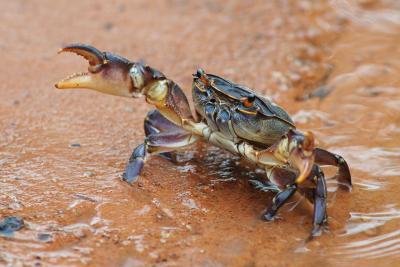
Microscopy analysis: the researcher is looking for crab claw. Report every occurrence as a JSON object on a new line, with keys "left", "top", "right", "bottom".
{"left": 55, "top": 43, "right": 135, "bottom": 97}
{"left": 287, "top": 130, "right": 316, "bottom": 184}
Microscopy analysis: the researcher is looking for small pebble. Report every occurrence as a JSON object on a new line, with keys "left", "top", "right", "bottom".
{"left": 122, "top": 240, "right": 131, "bottom": 246}
{"left": 8, "top": 202, "right": 22, "bottom": 211}
{"left": 83, "top": 172, "right": 95, "bottom": 178}
{"left": 72, "top": 228, "right": 87, "bottom": 239}
{"left": 124, "top": 106, "right": 134, "bottom": 113}
{"left": 37, "top": 233, "right": 53, "bottom": 243}
{"left": 0, "top": 216, "right": 24, "bottom": 236}
{"left": 69, "top": 143, "right": 81, "bottom": 148}
{"left": 103, "top": 22, "right": 114, "bottom": 31}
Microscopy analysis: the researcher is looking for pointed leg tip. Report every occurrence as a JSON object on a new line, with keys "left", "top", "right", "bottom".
{"left": 305, "top": 229, "right": 321, "bottom": 243}
{"left": 123, "top": 159, "right": 144, "bottom": 185}
{"left": 122, "top": 172, "right": 139, "bottom": 185}
{"left": 261, "top": 213, "right": 276, "bottom": 221}
{"left": 311, "top": 228, "right": 322, "bottom": 238}
{"left": 309, "top": 223, "right": 329, "bottom": 241}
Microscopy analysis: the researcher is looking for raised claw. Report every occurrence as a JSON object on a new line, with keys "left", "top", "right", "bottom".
{"left": 55, "top": 43, "right": 134, "bottom": 97}
{"left": 59, "top": 43, "right": 106, "bottom": 71}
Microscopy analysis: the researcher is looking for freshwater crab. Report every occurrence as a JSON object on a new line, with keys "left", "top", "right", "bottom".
{"left": 55, "top": 44, "right": 352, "bottom": 237}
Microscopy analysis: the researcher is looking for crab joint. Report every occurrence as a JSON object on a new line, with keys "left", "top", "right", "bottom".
{"left": 144, "top": 80, "right": 169, "bottom": 105}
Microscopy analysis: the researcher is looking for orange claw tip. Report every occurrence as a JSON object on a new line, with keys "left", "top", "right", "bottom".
{"left": 54, "top": 82, "right": 64, "bottom": 89}
{"left": 304, "top": 130, "right": 315, "bottom": 141}
{"left": 303, "top": 131, "right": 315, "bottom": 151}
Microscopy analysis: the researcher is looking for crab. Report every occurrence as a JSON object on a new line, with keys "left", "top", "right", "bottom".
{"left": 55, "top": 44, "right": 352, "bottom": 237}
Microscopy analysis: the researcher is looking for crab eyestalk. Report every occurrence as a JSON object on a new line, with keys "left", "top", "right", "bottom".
{"left": 55, "top": 43, "right": 165, "bottom": 98}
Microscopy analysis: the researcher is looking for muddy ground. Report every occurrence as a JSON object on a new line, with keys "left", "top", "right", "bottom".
{"left": 1, "top": 0, "right": 400, "bottom": 266}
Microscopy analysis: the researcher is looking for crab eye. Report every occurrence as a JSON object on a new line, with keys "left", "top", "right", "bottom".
{"left": 194, "top": 68, "right": 211, "bottom": 87}
{"left": 241, "top": 94, "right": 256, "bottom": 108}
{"left": 195, "top": 68, "right": 205, "bottom": 78}
{"left": 129, "top": 65, "right": 145, "bottom": 89}
{"left": 247, "top": 94, "right": 256, "bottom": 102}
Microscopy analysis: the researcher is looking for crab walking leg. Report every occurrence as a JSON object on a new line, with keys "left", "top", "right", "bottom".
{"left": 123, "top": 132, "right": 198, "bottom": 183}
{"left": 311, "top": 166, "right": 328, "bottom": 237}
{"left": 262, "top": 184, "right": 298, "bottom": 221}
{"left": 123, "top": 110, "right": 199, "bottom": 184}
{"left": 123, "top": 144, "right": 147, "bottom": 183}
{"left": 123, "top": 110, "right": 166, "bottom": 183}
{"left": 144, "top": 109, "right": 188, "bottom": 162}
{"left": 266, "top": 167, "right": 314, "bottom": 211}
{"left": 314, "top": 148, "right": 352, "bottom": 191}
{"left": 124, "top": 110, "right": 169, "bottom": 183}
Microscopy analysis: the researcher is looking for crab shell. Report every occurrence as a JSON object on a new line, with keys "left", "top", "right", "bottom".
{"left": 192, "top": 71, "right": 295, "bottom": 148}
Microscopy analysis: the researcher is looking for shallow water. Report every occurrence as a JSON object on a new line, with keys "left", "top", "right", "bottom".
{"left": 1, "top": 0, "right": 400, "bottom": 266}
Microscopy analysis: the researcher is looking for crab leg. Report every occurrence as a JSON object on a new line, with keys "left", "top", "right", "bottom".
{"left": 262, "top": 184, "right": 298, "bottom": 221}
{"left": 311, "top": 166, "right": 328, "bottom": 237}
{"left": 314, "top": 148, "right": 352, "bottom": 191}
{"left": 123, "top": 110, "right": 199, "bottom": 183}
{"left": 124, "top": 144, "right": 147, "bottom": 183}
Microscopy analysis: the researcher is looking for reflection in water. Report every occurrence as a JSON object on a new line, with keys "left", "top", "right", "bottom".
{"left": 337, "top": 206, "right": 400, "bottom": 259}
{"left": 339, "top": 229, "right": 400, "bottom": 259}
{"left": 352, "top": 180, "right": 385, "bottom": 191}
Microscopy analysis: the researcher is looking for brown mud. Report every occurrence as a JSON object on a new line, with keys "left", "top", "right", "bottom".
{"left": 1, "top": 0, "right": 400, "bottom": 266}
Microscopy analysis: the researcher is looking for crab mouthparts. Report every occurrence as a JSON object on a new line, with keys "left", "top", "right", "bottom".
{"left": 55, "top": 44, "right": 106, "bottom": 90}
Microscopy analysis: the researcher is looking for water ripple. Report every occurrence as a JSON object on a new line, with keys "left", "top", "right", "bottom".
{"left": 340, "top": 230, "right": 400, "bottom": 259}
{"left": 337, "top": 206, "right": 400, "bottom": 259}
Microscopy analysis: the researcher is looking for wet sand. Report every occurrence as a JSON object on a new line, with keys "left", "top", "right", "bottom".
{"left": 1, "top": 0, "right": 400, "bottom": 266}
